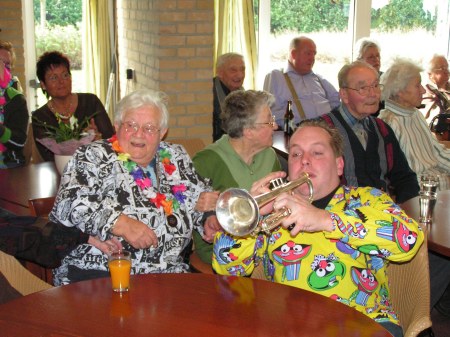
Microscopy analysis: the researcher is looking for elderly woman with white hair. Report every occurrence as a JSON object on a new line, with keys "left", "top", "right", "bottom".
{"left": 355, "top": 37, "right": 384, "bottom": 116}
{"left": 50, "top": 89, "right": 216, "bottom": 285}
{"left": 379, "top": 58, "right": 450, "bottom": 191}
{"left": 355, "top": 37, "right": 382, "bottom": 74}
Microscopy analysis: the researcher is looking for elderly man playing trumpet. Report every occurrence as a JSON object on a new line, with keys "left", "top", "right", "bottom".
{"left": 213, "top": 119, "right": 423, "bottom": 337}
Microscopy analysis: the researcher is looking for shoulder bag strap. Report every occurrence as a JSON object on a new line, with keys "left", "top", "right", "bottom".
{"left": 283, "top": 73, "right": 306, "bottom": 120}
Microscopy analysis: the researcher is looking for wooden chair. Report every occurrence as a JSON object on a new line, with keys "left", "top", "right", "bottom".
{"left": 0, "top": 250, "right": 52, "bottom": 296}
{"left": 167, "top": 138, "right": 206, "bottom": 158}
{"left": 28, "top": 196, "right": 56, "bottom": 219}
{"left": 189, "top": 249, "right": 214, "bottom": 274}
{"left": 25, "top": 196, "right": 57, "bottom": 284}
{"left": 387, "top": 223, "right": 432, "bottom": 337}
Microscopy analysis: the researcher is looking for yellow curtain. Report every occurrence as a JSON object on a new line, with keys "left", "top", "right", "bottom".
{"left": 214, "top": 0, "right": 257, "bottom": 89}
{"left": 83, "top": 0, "right": 113, "bottom": 118}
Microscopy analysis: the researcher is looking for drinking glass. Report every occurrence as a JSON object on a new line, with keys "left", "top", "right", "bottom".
{"left": 108, "top": 250, "right": 131, "bottom": 292}
{"left": 419, "top": 191, "right": 437, "bottom": 224}
{"left": 420, "top": 174, "right": 439, "bottom": 195}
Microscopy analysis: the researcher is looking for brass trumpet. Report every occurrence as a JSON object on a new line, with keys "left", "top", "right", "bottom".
{"left": 215, "top": 172, "right": 313, "bottom": 237}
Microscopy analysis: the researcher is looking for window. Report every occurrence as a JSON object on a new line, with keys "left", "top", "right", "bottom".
{"left": 255, "top": 0, "right": 450, "bottom": 89}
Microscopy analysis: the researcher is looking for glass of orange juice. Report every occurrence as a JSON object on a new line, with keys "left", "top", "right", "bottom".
{"left": 108, "top": 250, "right": 132, "bottom": 292}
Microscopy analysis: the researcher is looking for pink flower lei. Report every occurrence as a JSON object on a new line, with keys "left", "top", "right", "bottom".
{"left": 108, "top": 135, "right": 187, "bottom": 215}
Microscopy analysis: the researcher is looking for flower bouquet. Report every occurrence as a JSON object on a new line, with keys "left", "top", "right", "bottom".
{"left": 33, "top": 114, "right": 97, "bottom": 156}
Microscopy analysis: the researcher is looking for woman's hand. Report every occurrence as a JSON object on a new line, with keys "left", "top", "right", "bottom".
{"left": 202, "top": 215, "right": 222, "bottom": 242}
{"left": 112, "top": 214, "right": 158, "bottom": 249}
{"left": 195, "top": 191, "right": 220, "bottom": 212}
{"left": 88, "top": 236, "right": 123, "bottom": 255}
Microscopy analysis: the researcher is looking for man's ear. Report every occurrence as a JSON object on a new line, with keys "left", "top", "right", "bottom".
{"left": 339, "top": 88, "right": 348, "bottom": 104}
{"left": 336, "top": 156, "right": 344, "bottom": 176}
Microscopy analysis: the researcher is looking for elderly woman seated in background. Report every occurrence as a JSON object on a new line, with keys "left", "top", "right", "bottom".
{"left": 379, "top": 57, "right": 450, "bottom": 191}
{"left": 50, "top": 89, "right": 216, "bottom": 285}
{"left": 192, "top": 90, "right": 282, "bottom": 264}
{"left": 32, "top": 51, "right": 115, "bottom": 162}
{"left": 355, "top": 37, "right": 384, "bottom": 116}
{"left": 421, "top": 54, "right": 450, "bottom": 137}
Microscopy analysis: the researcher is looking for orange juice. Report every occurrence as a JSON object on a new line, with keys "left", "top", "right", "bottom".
{"left": 109, "top": 258, "right": 131, "bottom": 292}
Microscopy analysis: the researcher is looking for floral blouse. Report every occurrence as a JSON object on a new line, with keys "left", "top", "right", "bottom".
{"left": 50, "top": 139, "right": 211, "bottom": 285}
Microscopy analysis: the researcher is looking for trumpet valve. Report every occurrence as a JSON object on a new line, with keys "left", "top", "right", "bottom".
{"left": 269, "top": 178, "right": 285, "bottom": 190}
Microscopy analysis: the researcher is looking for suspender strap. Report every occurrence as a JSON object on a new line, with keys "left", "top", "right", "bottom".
{"left": 283, "top": 73, "right": 306, "bottom": 120}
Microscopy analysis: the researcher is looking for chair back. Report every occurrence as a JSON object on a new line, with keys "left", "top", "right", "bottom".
{"left": 167, "top": 138, "right": 206, "bottom": 158}
{"left": 28, "top": 196, "right": 56, "bottom": 217}
{"left": 0, "top": 251, "right": 52, "bottom": 295}
{"left": 387, "top": 223, "right": 432, "bottom": 337}
{"left": 189, "top": 250, "right": 214, "bottom": 274}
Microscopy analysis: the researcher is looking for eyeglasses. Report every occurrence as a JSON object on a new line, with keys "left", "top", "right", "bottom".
{"left": 122, "top": 120, "right": 160, "bottom": 135}
{"left": 255, "top": 115, "right": 276, "bottom": 128}
{"left": 47, "top": 72, "right": 71, "bottom": 83}
{"left": 433, "top": 67, "right": 449, "bottom": 73}
{"left": 344, "top": 83, "right": 384, "bottom": 96}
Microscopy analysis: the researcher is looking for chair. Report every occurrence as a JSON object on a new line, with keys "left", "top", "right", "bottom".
{"left": 167, "top": 138, "right": 206, "bottom": 158}
{"left": 189, "top": 249, "right": 214, "bottom": 274}
{"left": 387, "top": 223, "right": 432, "bottom": 337}
{"left": 25, "top": 196, "right": 57, "bottom": 283}
{"left": 0, "top": 250, "right": 52, "bottom": 296}
{"left": 28, "top": 196, "right": 56, "bottom": 219}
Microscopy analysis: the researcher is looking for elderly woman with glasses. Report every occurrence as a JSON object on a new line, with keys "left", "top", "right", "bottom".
{"left": 49, "top": 89, "right": 216, "bottom": 285}
{"left": 32, "top": 51, "right": 114, "bottom": 162}
{"left": 379, "top": 57, "right": 450, "bottom": 191}
{"left": 421, "top": 54, "right": 450, "bottom": 135}
{"left": 191, "top": 90, "right": 282, "bottom": 265}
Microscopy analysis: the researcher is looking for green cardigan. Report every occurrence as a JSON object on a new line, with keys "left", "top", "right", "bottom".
{"left": 192, "top": 135, "right": 281, "bottom": 263}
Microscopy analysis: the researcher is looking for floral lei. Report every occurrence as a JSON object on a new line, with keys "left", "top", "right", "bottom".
{"left": 108, "top": 135, "right": 187, "bottom": 215}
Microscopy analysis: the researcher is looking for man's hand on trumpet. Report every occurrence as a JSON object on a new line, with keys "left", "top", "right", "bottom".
{"left": 249, "top": 171, "right": 287, "bottom": 216}
{"left": 272, "top": 192, "right": 335, "bottom": 236}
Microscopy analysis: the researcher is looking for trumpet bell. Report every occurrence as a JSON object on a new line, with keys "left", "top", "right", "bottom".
{"left": 216, "top": 188, "right": 259, "bottom": 236}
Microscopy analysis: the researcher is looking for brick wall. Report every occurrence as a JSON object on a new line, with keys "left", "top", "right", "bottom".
{"left": 116, "top": 0, "right": 214, "bottom": 144}
{"left": 0, "top": 0, "right": 26, "bottom": 96}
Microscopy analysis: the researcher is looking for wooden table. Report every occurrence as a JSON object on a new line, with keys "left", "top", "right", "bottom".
{"left": 0, "top": 274, "right": 391, "bottom": 337}
{"left": 401, "top": 190, "right": 450, "bottom": 257}
{"left": 0, "top": 162, "right": 60, "bottom": 216}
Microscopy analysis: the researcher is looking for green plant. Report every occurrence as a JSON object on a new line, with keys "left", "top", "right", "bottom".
{"left": 33, "top": 114, "right": 95, "bottom": 143}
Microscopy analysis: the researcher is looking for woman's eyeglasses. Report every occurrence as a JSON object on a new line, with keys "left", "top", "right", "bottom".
{"left": 255, "top": 115, "right": 276, "bottom": 127}
{"left": 47, "top": 72, "right": 71, "bottom": 83}
{"left": 122, "top": 120, "right": 160, "bottom": 135}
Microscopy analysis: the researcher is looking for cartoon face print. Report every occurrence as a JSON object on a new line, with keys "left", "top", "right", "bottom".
{"left": 214, "top": 235, "right": 241, "bottom": 265}
{"left": 307, "top": 253, "right": 346, "bottom": 291}
{"left": 272, "top": 241, "right": 311, "bottom": 282}
{"left": 69, "top": 204, "right": 90, "bottom": 225}
{"left": 351, "top": 267, "right": 378, "bottom": 294}
{"left": 376, "top": 218, "right": 418, "bottom": 252}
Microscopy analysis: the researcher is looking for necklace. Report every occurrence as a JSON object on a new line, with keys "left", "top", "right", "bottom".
{"left": 108, "top": 135, "right": 187, "bottom": 216}
{"left": 48, "top": 94, "right": 74, "bottom": 120}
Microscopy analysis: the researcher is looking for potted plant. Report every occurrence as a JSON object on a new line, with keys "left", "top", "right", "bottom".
{"left": 33, "top": 113, "right": 97, "bottom": 173}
